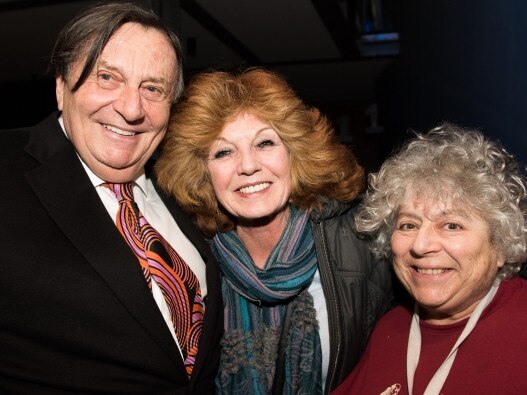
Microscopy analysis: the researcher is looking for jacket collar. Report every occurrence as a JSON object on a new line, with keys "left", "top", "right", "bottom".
{"left": 309, "top": 196, "right": 355, "bottom": 223}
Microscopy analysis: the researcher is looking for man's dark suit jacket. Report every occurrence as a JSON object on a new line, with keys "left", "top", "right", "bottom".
{"left": 0, "top": 113, "right": 223, "bottom": 394}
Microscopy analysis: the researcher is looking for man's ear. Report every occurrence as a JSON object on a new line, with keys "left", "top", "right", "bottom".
{"left": 55, "top": 75, "right": 65, "bottom": 111}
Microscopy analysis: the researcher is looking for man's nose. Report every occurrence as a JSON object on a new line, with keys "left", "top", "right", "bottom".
{"left": 113, "top": 86, "right": 145, "bottom": 122}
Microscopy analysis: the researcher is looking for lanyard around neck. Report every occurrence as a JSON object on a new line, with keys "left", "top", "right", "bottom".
{"left": 406, "top": 281, "right": 500, "bottom": 395}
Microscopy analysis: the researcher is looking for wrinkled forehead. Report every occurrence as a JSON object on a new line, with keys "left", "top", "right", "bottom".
{"left": 400, "top": 179, "right": 474, "bottom": 218}
{"left": 70, "top": 23, "right": 178, "bottom": 85}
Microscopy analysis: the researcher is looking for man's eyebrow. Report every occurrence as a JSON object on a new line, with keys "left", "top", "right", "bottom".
{"left": 96, "top": 60, "right": 171, "bottom": 85}
{"left": 96, "top": 60, "right": 121, "bottom": 74}
{"left": 145, "top": 76, "right": 170, "bottom": 85}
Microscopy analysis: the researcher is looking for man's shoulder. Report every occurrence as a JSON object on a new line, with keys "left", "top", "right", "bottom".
{"left": 0, "top": 122, "right": 33, "bottom": 134}
{"left": 0, "top": 113, "right": 62, "bottom": 167}
{"left": 0, "top": 113, "right": 59, "bottom": 138}
{"left": 0, "top": 125, "right": 31, "bottom": 152}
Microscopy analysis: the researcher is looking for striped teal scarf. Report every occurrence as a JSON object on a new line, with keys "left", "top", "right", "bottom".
{"left": 213, "top": 208, "right": 322, "bottom": 395}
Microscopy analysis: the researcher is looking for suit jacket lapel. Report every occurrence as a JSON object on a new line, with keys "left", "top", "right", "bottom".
{"left": 24, "top": 114, "right": 186, "bottom": 377}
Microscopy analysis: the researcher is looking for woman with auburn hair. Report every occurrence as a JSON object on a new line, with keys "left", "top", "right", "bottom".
{"left": 156, "top": 67, "right": 392, "bottom": 394}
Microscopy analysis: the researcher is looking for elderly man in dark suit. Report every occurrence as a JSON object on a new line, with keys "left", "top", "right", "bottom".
{"left": 0, "top": 3, "right": 222, "bottom": 393}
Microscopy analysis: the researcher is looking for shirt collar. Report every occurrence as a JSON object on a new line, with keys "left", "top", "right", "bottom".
{"left": 58, "top": 115, "right": 148, "bottom": 198}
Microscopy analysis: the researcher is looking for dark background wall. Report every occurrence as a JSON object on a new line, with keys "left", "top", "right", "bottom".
{"left": 379, "top": 0, "right": 527, "bottom": 166}
{"left": 1, "top": 0, "right": 526, "bottom": 171}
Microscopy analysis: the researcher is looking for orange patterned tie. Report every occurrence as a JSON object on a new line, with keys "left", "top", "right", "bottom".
{"left": 105, "top": 182, "right": 204, "bottom": 376}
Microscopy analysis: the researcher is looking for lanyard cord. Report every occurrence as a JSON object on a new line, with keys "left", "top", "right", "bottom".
{"left": 406, "top": 281, "right": 500, "bottom": 395}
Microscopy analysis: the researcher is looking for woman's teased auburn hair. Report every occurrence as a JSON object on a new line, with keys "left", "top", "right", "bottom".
{"left": 156, "top": 67, "right": 364, "bottom": 236}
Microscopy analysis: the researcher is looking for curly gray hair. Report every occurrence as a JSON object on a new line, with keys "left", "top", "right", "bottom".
{"left": 355, "top": 123, "right": 527, "bottom": 279}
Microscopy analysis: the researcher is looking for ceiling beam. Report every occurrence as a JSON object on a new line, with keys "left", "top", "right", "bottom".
{"left": 310, "top": 0, "right": 361, "bottom": 59}
{"left": 180, "top": 0, "right": 261, "bottom": 65}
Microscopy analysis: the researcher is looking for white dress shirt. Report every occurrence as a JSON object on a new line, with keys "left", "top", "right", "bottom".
{"left": 60, "top": 117, "right": 207, "bottom": 356}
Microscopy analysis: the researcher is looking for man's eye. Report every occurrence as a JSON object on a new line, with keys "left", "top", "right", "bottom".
{"left": 97, "top": 72, "right": 119, "bottom": 89}
{"left": 142, "top": 85, "right": 166, "bottom": 101}
{"left": 445, "top": 223, "right": 462, "bottom": 230}
{"left": 97, "top": 72, "right": 116, "bottom": 82}
{"left": 145, "top": 86, "right": 161, "bottom": 94}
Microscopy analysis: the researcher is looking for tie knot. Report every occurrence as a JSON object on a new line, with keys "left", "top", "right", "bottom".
{"left": 104, "top": 182, "right": 135, "bottom": 202}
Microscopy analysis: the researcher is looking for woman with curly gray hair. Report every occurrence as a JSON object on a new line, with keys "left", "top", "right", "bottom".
{"left": 333, "top": 123, "right": 527, "bottom": 395}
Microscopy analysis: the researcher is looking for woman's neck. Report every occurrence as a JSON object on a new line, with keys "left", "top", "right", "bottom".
{"left": 236, "top": 209, "right": 290, "bottom": 269}
{"left": 419, "top": 298, "right": 482, "bottom": 325}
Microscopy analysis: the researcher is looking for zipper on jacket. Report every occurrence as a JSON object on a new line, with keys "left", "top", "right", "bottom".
{"left": 313, "top": 221, "right": 341, "bottom": 393}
